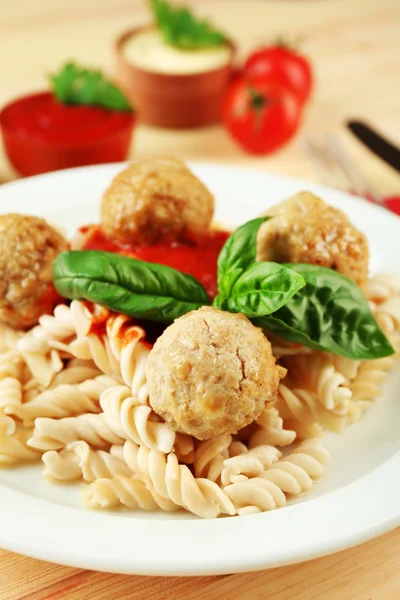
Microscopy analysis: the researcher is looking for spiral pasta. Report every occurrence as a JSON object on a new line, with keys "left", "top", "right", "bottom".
{"left": 220, "top": 445, "right": 282, "bottom": 486}
{"left": 276, "top": 382, "right": 347, "bottom": 436}
{"left": 67, "top": 302, "right": 150, "bottom": 401}
{"left": 17, "top": 305, "right": 75, "bottom": 355}
{"left": 83, "top": 451, "right": 236, "bottom": 518}
{"left": 283, "top": 354, "right": 352, "bottom": 416}
{"left": 0, "top": 377, "right": 22, "bottom": 409}
{"left": 174, "top": 433, "right": 196, "bottom": 464}
{"left": 364, "top": 274, "right": 400, "bottom": 338}
{"left": 248, "top": 406, "right": 297, "bottom": 448}
{"left": 0, "top": 323, "right": 22, "bottom": 353}
{"left": 0, "top": 351, "right": 23, "bottom": 382}
{"left": 27, "top": 413, "right": 125, "bottom": 451}
{"left": 224, "top": 440, "right": 329, "bottom": 515}
{"left": 98, "top": 385, "right": 175, "bottom": 453}
{"left": 42, "top": 440, "right": 132, "bottom": 482}
{"left": 28, "top": 386, "right": 175, "bottom": 453}
{"left": 0, "top": 411, "right": 41, "bottom": 466}
{"left": 193, "top": 434, "right": 232, "bottom": 481}
{"left": 6, "top": 375, "right": 117, "bottom": 425}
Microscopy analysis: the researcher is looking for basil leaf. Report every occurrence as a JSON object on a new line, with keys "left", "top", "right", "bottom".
{"left": 255, "top": 264, "right": 394, "bottom": 360}
{"left": 50, "top": 62, "right": 133, "bottom": 112}
{"left": 217, "top": 217, "right": 269, "bottom": 299}
{"left": 151, "top": 0, "right": 226, "bottom": 49}
{"left": 53, "top": 250, "right": 209, "bottom": 323}
{"left": 214, "top": 262, "right": 305, "bottom": 317}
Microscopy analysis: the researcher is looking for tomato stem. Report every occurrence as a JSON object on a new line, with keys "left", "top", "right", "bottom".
{"left": 248, "top": 87, "right": 267, "bottom": 110}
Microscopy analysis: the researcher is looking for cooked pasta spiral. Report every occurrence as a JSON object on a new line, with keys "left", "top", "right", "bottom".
{"left": 193, "top": 434, "right": 232, "bottom": 481}
{"left": 28, "top": 385, "right": 175, "bottom": 453}
{"left": 17, "top": 304, "right": 75, "bottom": 354}
{"left": 0, "top": 324, "right": 22, "bottom": 353}
{"left": 27, "top": 413, "right": 125, "bottom": 451}
{"left": 83, "top": 451, "right": 236, "bottom": 518}
{"left": 0, "top": 351, "right": 23, "bottom": 381}
{"left": 99, "top": 385, "right": 175, "bottom": 453}
{"left": 174, "top": 433, "right": 196, "bottom": 464}
{"left": 42, "top": 440, "right": 132, "bottom": 482}
{"left": 0, "top": 411, "right": 41, "bottom": 465}
{"left": 283, "top": 354, "right": 352, "bottom": 416}
{"left": 224, "top": 440, "right": 329, "bottom": 515}
{"left": 0, "top": 377, "right": 22, "bottom": 409}
{"left": 364, "top": 274, "right": 400, "bottom": 338}
{"left": 220, "top": 445, "right": 282, "bottom": 486}
{"left": 275, "top": 382, "right": 345, "bottom": 437}
{"left": 68, "top": 302, "right": 150, "bottom": 400}
{"left": 248, "top": 406, "right": 297, "bottom": 448}
{"left": 7, "top": 375, "right": 117, "bottom": 425}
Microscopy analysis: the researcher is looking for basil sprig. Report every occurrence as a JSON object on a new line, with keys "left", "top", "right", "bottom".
{"left": 254, "top": 264, "right": 394, "bottom": 360}
{"left": 151, "top": 0, "right": 226, "bottom": 50}
{"left": 216, "top": 217, "right": 268, "bottom": 299}
{"left": 53, "top": 250, "right": 209, "bottom": 323}
{"left": 214, "top": 219, "right": 305, "bottom": 317}
{"left": 50, "top": 62, "right": 133, "bottom": 112}
{"left": 216, "top": 261, "right": 306, "bottom": 317}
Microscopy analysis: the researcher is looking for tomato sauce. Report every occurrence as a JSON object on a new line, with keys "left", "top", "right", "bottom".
{"left": 79, "top": 225, "right": 231, "bottom": 299}
{"left": 84, "top": 302, "right": 111, "bottom": 337}
{"left": 0, "top": 92, "right": 135, "bottom": 176}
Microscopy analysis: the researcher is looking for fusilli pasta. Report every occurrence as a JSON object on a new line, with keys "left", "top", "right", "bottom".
{"left": 83, "top": 451, "right": 236, "bottom": 518}
{"left": 224, "top": 440, "right": 329, "bottom": 515}
{"left": 7, "top": 375, "right": 117, "bottom": 425}
{"left": 0, "top": 377, "right": 22, "bottom": 409}
{"left": 99, "top": 385, "right": 175, "bottom": 453}
{"left": 42, "top": 440, "right": 132, "bottom": 482}
{"left": 0, "top": 411, "right": 41, "bottom": 465}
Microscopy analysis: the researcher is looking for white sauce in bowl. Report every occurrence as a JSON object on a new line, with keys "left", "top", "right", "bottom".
{"left": 124, "top": 29, "right": 231, "bottom": 75}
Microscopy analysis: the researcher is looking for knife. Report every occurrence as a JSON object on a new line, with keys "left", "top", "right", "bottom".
{"left": 347, "top": 120, "right": 400, "bottom": 173}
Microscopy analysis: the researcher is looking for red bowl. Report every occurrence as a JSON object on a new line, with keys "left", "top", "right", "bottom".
{"left": 114, "top": 27, "right": 235, "bottom": 129}
{"left": 0, "top": 91, "right": 135, "bottom": 177}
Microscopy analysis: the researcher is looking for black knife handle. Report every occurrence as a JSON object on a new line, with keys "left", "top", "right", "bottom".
{"left": 347, "top": 120, "right": 400, "bottom": 173}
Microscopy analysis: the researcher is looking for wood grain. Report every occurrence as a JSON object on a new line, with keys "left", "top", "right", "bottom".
{"left": 0, "top": 0, "right": 399, "bottom": 598}
{"left": 1, "top": 529, "right": 400, "bottom": 600}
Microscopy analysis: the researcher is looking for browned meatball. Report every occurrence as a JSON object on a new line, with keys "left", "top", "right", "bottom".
{"left": 0, "top": 214, "right": 69, "bottom": 329}
{"left": 146, "top": 307, "right": 286, "bottom": 440}
{"left": 256, "top": 191, "right": 369, "bottom": 285}
{"left": 101, "top": 157, "right": 214, "bottom": 245}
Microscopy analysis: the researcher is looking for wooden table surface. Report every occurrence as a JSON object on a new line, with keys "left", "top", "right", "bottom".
{"left": 0, "top": 1, "right": 399, "bottom": 598}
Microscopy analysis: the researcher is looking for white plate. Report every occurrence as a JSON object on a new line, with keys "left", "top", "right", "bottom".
{"left": 0, "top": 163, "right": 399, "bottom": 576}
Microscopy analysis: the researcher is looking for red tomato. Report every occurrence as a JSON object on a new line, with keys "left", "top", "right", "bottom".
{"left": 244, "top": 46, "right": 313, "bottom": 103}
{"left": 222, "top": 76, "right": 302, "bottom": 155}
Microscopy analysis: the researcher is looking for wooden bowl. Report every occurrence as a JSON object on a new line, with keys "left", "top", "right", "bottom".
{"left": 114, "top": 27, "right": 235, "bottom": 129}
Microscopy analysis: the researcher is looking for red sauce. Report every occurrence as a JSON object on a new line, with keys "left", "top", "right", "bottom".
{"left": 0, "top": 92, "right": 135, "bottom": 176}
{"left": 1, "top": 92, "right": 133, "bottom": 144}
{"left": 80, "top": 225, "right": 231, "bottom": 299}
{"left": 384, "top": 195, "right": 400, "bottom": 216}
{"left": 84, "top": 302, "right": 111, "bottom": 337}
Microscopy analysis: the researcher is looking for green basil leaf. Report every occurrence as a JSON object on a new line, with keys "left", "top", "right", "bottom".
{"left": 254, "top": 264, "right": 394, "bottom": 360}
{"left": 215, "top": 262, "right": 305, "bottom": 317}
{"left": 53, "top": 250, "right": 210, "bottom": 323}
{"left": 151, "top": 0, "right": 226, "bottom": 49}
{"left": 50, "top": 62, "right": 133, "bottom": 112}
{"left": 217, "top": 217, "right": 269, "bottom": 298}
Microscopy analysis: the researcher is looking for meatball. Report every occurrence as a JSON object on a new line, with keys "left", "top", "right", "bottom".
{"left": 101, "top": 157, "right": 214, "bottom": 245}
{"left": 0, "top": 214, "right": 69, "bottom": 329}
{"left": 257, "top": 191, "right": 369, "bottom": 285}
{"left": 146, "top": 307, "right": 286, "bottom": 440}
